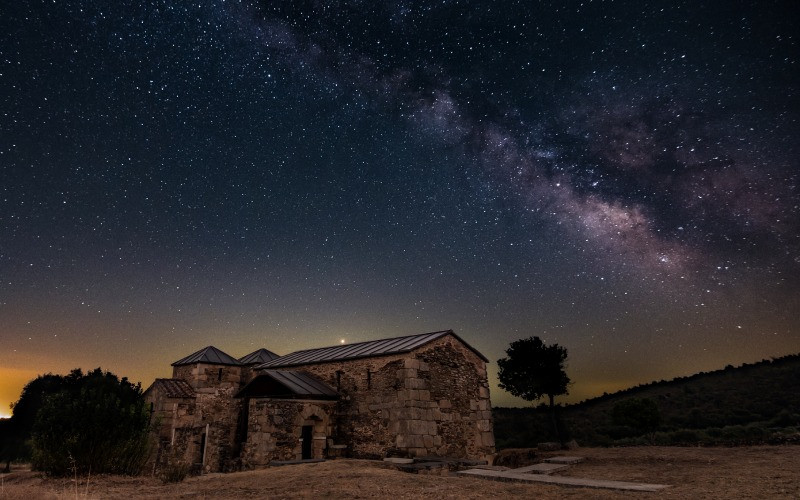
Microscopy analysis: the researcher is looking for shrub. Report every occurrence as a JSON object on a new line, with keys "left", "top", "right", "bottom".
{"left": 30, "top": 368, "right": 151, "bottom": 476}
{"left": 612, "top": 398, "right": 661, "bottom": 442}
{"left": 159, "top": 461, "right": 190, "bottom": 483}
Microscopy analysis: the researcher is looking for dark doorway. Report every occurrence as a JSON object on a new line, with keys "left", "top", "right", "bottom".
{"left": 301, "top": 425, "right": 313, "bottom": 459}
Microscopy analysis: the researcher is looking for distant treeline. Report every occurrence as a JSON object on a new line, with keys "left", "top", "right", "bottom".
{"left": 494, "top": 353, "right": 800, "bottom": 448}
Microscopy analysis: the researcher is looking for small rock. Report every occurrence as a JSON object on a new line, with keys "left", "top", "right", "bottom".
{"left": 537, "top": 442, "right": 561, "bottom": 451}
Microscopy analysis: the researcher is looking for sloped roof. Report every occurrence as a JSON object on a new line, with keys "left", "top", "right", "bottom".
{"left": 258, "top": 329, "right": 488, "bottom": 369}
{"left": 171, "top": 345, "right": 241, "bottom": 366}
{"left": 235, "top": 370, "right": 338, "bottom": 400}
{"left": 146, "top": 378, "right": 195, "bottom": 398}
{"left": 239, "top": 348, "right": 280, "bottom": 365}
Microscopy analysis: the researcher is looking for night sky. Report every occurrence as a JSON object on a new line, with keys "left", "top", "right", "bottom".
{"left": 1, "top": 0, "right": 798, "bottom": 414}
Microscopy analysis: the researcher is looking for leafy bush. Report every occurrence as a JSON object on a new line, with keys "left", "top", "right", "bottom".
{"left": 30, "top": 368, "right": 150, "bottom": 476}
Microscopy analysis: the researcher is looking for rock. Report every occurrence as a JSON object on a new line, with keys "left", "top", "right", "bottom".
{"left": 537, "top": 442, "right": 561, "bottom": 451}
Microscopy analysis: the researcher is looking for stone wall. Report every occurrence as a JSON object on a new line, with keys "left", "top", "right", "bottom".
{"left": 241, "top": 400, "right": 335, "bottom": 468}
{"left": 149, "top": 333, "right": 494, "bottom": 472}
{"left": 172, "top": 363, "right": 242, "bottom": 392}
{"left": 240, "top": 365, "right": 259, "bottom": 385}
{"left": 272, "top": 333, "right": 495, "bottom": 460}
{"left": 147, "top": 364, "right": 245, "bottom": 473}
{"left": 143, "top": 390, "right": 186, "bottom": 472}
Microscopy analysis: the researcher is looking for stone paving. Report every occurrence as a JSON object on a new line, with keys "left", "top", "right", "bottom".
{"left": 458, "top": 455, "right": 669, "bottom": 492}
{"left": 513, "top": 463, "right": 570, "bottom": 474}
{"left": 457, "top": 468, "right": 669, "bottom": 492}
{"left": 544, "top": 455, "right": 585, "bottom": 465}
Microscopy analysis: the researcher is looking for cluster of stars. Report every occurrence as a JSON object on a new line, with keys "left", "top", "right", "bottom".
{"left": 0, "top": 0, "right": 797, "bottom": 410}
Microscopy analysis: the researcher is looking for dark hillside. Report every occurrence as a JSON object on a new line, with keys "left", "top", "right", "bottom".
{"left": 494, "top": 353, "right": 800, "bottom": 448}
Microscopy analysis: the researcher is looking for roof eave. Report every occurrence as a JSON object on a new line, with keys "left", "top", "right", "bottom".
{"left": 170, "top": 360, "right": 242, "bottom": 367}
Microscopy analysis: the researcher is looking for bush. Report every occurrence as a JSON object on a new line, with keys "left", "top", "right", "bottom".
{"left": 30, "top": 368, "right": 151, "bottom": 476}
{"left": 612, "top": 398, "right": 661, "bottom": 442}
{"left": 159, "top": 461, "right": 190, "bottom": 483}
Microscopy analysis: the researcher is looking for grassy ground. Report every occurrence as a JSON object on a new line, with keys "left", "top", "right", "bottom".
{"left": 1, "top": 446, "right": 798, "bottom": 499}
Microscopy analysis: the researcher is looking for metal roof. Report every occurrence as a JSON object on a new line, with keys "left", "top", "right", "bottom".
{"left": 235, "top": 370, "right": 338, "bottom": 400}
{"left": 146, "top": 378, "right": 195, "bottom": 399}
{"left": 171, "top": 345, "right": 242, "bottom": 366}
{"left": 257, "top": 329, "right": 488, "bottom": 368}
{"left": 238, "top": 348, "right": 280, "bottom": 365}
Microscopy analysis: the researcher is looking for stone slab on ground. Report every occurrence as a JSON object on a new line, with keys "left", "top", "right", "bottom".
{"left": 544, "top": 456, "right": 585, "bottom": 465}
{"left": 468, "top": 465, "right": 510, "bottom": 471}
{"left": 513, "top": 463, "right": 570, "bottom": 475}
{"left": 457, "top": 469, "right": 669, "bottom": 492}
{"left": 383, "top": 458, "right": 415, "bottom": 464}
{"left": 397, "top": 461, "right": 448, "bottom": 473}
{"left": 270, "top": 458, "right": 326, "bottom": 466}
{"left": 414, "top": 456, "right": 488, "bottom": 466}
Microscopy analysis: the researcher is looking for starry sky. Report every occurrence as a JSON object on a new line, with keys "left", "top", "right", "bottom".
{"left": 1, "top": 0, "right": 798, "bottom": 415}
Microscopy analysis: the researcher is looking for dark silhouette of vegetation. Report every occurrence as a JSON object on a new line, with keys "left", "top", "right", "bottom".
{"left": 612, "top": 398, "right": 661, "bottom": 443}
{"left": 494, "top": 353, "right": 800, "bottom": 449}
{"left": 0, "top": 419, "right": 16, "bottom": 473}
{"left": 497, "top": 336, "right": 570, "bottom": 442}
{"left": 1, "top": 373, "right": 66, "bottom": 471}
{"left": 1, "top": 368, "right": 151, "bottom": 476}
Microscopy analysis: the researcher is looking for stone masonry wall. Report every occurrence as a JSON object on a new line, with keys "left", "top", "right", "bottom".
{"left": 241, "top": 400, "right": 335, "bottom": 468}
{"left": 156, "top": 364, "right": 244, "bottom": 472}
{"left": 172, "top": 363, "right": 242, "bottom": 392}
{"left": 143, "top": 389, "right": 185, "bottom": 472}
{"left": 275, "top": 333, "right": 495, "bottom": 460}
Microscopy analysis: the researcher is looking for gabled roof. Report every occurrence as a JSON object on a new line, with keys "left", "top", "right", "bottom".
{"left": 171, "top": 345, "right": 242, "bottom": 366}
{"left": 145, "top": 378, "right": 195, "bottom": 399}
{"left": 235, "top": 370, "right": 338, "bottom": 400}
{"left": 258, "top": 329, "right": 488, "bottom": 369}
{"left": 239, "top": 348, "right": 280, "bottom": 365}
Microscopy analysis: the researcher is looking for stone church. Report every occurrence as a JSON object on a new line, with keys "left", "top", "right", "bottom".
{"left": 143, "top": 330, "right": 495, "bottom": 472}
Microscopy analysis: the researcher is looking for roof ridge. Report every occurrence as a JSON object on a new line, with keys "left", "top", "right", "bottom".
{"left": 172, "top": 345, "right": 241, "bottom": 366}
{"left": 284, "top": 329, "right": 453, "bottom": 355}
{"left": 257, "top": 329, "right": 482, "bottom": 369}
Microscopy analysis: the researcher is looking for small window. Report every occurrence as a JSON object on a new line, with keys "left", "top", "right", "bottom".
{"left": 366, "top": 370, "right": 371, "bottom": 389}
{"left": 218, "top": 368, "right": 223, "bottom": 381}
{"left": 336, "top": 370, "right": 342, "bottom": 390}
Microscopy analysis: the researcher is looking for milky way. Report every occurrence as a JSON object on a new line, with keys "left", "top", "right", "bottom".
{"left": 0, "top": 0, "right": 797, "bottom": 411}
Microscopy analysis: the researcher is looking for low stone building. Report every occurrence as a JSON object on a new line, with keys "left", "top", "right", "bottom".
{"left": 144, "top": 330, "right": 495, "bottom": 472}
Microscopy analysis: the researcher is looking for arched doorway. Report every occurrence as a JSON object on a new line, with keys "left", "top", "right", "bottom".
{"left": 295, "top": 405, "right": 329, "bottom": 460}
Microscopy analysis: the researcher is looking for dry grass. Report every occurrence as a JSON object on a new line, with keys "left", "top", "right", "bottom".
{"left": 1, "top": 446, "right": 798, "bottom": 499}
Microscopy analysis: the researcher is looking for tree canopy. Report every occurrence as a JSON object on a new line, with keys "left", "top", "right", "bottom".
{"left": 1, "top": 372, "right": 70, "bottom": 472}
{"left": 497, "top": 336, "right": 570, "bottom": 407}
{"left": 2, "top": 368, "right": 151, "bottom": 476}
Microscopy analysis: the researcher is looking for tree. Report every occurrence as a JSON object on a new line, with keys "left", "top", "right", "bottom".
{"left": 9, "top": 368, "right": 151, "bottom": 476}
{"left": 612, "top": 398, "right": 661, "bottom": 443}
{"left": 1, "top": 373, "right": 70, "bottom": 472}
{"left": 497, "top": 336, "right": 570, "bottom": 408}
{"left": 497, "top": 337, "right": 570, "bottom": 442}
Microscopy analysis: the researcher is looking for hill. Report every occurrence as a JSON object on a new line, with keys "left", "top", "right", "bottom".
{"left": 493, "top": 353, "right": 800, "bottom": 448}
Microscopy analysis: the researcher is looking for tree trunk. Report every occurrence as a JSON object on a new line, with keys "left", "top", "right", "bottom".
{"left": 548, "top": 394, "right": 560, "bottom": 444}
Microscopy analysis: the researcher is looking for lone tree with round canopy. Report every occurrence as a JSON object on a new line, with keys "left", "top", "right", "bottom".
{"left": 497, "top": 336, "right": 570, "bottom": 408}
{"left": 497, "top": 336, "right": 570, "bottom": 441}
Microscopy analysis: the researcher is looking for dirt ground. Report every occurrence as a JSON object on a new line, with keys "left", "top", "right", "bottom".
{"left": 1, "top": 446, "right": 798, "bottom": 499}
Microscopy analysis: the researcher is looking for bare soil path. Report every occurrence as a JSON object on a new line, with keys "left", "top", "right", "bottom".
{"left": 1, "top": 446, "right": 797, "bottom": 499}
